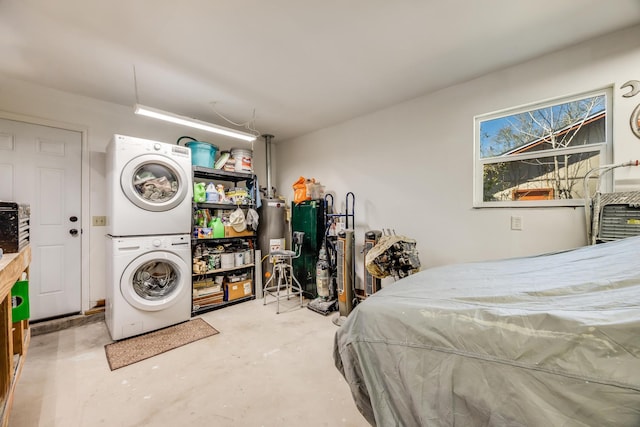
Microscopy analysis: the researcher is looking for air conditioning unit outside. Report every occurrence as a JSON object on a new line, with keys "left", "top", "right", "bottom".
{"left": 591, "top": 191, "right": 640, "bottom": 244}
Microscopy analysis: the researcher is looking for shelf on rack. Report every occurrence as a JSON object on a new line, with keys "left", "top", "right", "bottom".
{"left": 192, "top": 263, "right": 255, "bottom": 276}
{"left": 192, "top": 295, "right": 255, "bottom": 315}
{"left": 192, "top": 167, "right": 254, "bottom": 181}
{"left": 194, "top": 202, "right": 254, "bottom": 210}
{"left": 192, "top": 237, "right": 256, "bottom": 244}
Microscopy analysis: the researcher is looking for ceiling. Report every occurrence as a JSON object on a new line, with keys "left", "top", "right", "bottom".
{"left": 1, "top": 1, "right": 639, "bottom": 142}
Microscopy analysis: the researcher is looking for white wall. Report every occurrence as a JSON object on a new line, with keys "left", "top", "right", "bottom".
{"left": 276, "top": 25, "right": 640, "bottom": 288}
{"left": 0, "top": 79, "right": 267, "bottom": 310}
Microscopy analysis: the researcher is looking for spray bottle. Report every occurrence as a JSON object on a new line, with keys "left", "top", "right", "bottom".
{"left": 316, "top": 243, "right": 330, "bottom": 298}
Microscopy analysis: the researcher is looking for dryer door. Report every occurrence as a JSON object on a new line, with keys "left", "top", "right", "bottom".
{"left": 120, "top": 154, "right": 189, "bottom": 212}
{"left": 120, "top": 250, "right": 189, "bottom": 311}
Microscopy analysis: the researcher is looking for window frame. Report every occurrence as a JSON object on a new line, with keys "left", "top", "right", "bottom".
{"left": 473, "top": 88, "right": 613, "bottom": 208}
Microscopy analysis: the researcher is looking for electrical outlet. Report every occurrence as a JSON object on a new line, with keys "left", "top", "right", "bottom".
{"left": 92, "top": 216, "right": 107, "bottom": 227}
{"left": 510, "top": 215, "right": 522, "bottom": 231}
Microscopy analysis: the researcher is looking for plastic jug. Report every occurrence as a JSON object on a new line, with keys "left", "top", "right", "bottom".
{"left": 205, "top": 183, "right": 219, "bottom": 202}
{"left": 193, "top": 182, "right": 206, "bottom": 203}
{"left": 209, "top": 217, "right": 225, "bottom": 238}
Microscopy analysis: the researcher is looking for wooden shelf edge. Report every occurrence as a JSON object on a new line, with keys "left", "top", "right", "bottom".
{"left": 0, "top": 247, "right": 31, "bottom": 299}
{"left": 0, "top": 245, "right": 31, "bottom": 427}
{"left": 0, "top": 327, "right": 30, "bottom": 427}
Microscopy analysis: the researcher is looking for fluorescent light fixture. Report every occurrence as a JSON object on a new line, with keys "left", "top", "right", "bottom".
{"left": 134, "top": 104, "right": 257, "bottom": 142}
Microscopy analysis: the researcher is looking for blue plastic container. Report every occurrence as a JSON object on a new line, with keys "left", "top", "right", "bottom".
{"left": 186, "top": 141, "right": 218, "bottom": 168}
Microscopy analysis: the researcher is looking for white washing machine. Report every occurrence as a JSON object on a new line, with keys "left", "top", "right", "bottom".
{"left": 106, "top": 234, "right": 192, "bottom": 340}
{"left": 107, "top": 134, "right": 193, "bottom": 237}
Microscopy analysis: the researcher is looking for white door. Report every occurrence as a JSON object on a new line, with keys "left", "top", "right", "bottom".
{"left": 0, "top": 118, "right": 82, "bottom": 320}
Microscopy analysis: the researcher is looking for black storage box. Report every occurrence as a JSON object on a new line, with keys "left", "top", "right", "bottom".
{"left": 0, "top": 202, "right": 30, "bottom": 253}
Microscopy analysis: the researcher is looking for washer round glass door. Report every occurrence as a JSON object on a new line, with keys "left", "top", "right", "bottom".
{"left": 120, "top": 251, "right": 188, "bottom": 311}
{"left": 120, "top": 154, "right": 189, "bottom": 212}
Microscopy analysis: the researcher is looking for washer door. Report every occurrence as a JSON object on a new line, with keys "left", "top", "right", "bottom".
{"left": 120, "top": 154, "right": 189, "bottom": 212}
{"left": 120, "top": 251, "right": 188, "bottom": 312}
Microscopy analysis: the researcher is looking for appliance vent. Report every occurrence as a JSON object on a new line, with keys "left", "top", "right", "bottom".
{"left": 593, "top": 191, "right": 640, "bottom": 243}
{"left": 598, "top": 204, "right": 640, "bottom": 242}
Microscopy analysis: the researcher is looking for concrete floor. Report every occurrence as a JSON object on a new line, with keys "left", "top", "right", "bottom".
{"left": 9, "top": 298, "right": 370, "bottom": 427}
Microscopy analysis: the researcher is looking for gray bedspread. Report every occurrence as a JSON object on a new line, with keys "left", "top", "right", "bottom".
{"left": 334, "top": 236, "right": 640, "bottom": 426}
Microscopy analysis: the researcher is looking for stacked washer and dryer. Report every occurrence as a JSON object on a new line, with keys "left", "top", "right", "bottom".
{"left": 106, "top": 134, "right": 193, "bottom": 340}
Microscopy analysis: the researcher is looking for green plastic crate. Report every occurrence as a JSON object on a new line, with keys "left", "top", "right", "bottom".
{"left": 11, "top": 280, "right": 30, "bottom": 322}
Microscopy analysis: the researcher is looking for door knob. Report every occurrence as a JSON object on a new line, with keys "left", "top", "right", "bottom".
{"left": 70, "top": 216, "right": 78, "bottom": 222}
{"left": 69, "top": 229, "right": 78, "bottom": 236}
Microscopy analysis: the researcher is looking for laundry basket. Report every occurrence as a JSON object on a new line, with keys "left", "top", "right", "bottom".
{"left": 178, "top": 136, "right": 218, "bottom": 168}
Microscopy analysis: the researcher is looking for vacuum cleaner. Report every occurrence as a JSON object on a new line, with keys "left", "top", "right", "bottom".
{"left": 306, "top": 242, "right": 337, "bottom": 315}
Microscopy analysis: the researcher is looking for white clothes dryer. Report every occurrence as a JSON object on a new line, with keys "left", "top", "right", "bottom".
{"left": 106, "top": 234, "right": 192, "bottom": 340}
{"left": 107, "top": 134, "right": 193, "bottom": 236}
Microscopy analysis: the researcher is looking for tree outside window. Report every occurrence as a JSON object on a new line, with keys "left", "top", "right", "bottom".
{"left": 475, "top": 90, "right": 611, "bottom": 207}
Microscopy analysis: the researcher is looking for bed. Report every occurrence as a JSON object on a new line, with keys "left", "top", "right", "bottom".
{"left": 334, "top": 236, "right": 640, "bottom": 426}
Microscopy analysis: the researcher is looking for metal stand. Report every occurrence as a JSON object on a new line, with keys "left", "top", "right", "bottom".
{"left": 262, "top": 233, "right": 304, "bottom": 313}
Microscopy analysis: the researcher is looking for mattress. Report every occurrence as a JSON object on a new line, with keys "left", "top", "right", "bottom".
{"left": 334, "top": 236, "right": 640, "bottom": 426}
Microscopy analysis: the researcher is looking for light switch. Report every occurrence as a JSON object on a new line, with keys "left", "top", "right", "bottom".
{"left": 510, "top": 215, "right": 522, "bottom": 231}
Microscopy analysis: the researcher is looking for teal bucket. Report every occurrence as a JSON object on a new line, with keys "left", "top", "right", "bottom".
{"left": 178, "top": 136, "right": 218, "bottom": 168}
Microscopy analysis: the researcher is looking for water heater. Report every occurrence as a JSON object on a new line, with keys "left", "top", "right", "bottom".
{"left": 257, "top": 198, "right": 287, "bottom": 280}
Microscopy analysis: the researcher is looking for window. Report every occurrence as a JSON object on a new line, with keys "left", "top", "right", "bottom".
{"left": 474, "top": 89, "right": 612, "bottom": 207}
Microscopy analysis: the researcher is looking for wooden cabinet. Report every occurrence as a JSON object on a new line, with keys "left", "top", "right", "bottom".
{"left": 0, "top": 246, "right": 31, "bottom": 427}
{"left": 191, "top": 167, "right": 257, "bottom": 314}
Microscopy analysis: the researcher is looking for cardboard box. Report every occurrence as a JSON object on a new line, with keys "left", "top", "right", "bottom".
{"left": 224, "top": 279, "right": 253, "bottom": 301}
{"left": 224, "top": 226, "right": 255, "bottom": 238}
{"left": 192, "top": 284, "right": 222, "bottom": 297}
{"left": 194, "top": 227, "right": 214, "bottom": 239}
{"left": 193, "top": 278, "right": 215, "bottom": 289}
{"left": 193, "top": 291, "right": 224, "bottom": 307}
